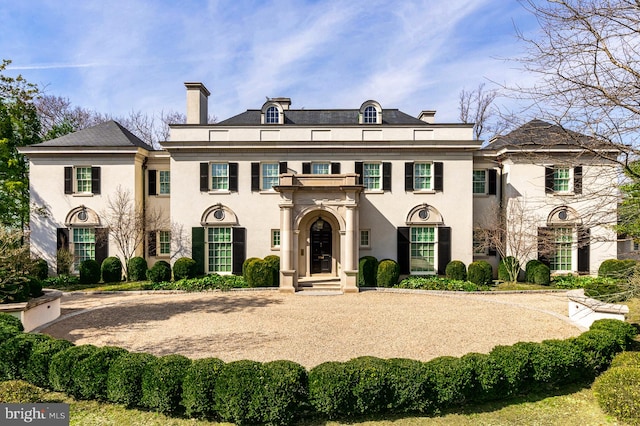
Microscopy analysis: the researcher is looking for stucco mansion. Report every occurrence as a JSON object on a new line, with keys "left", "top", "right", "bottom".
{"left": 20, "top": 83, "right": 624, "bottom": 292}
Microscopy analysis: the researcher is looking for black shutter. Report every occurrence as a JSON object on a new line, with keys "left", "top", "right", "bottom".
{"left": 95, "top": 228, "right": 109, "bottom": 265}
{"left": 331, "top": 162, "right": 341, "bottom": 174}
{"left": 251, "top": 163, "right": 260, "bottom": 191}
{"left": 229, "top": 162, "right": 238, "bottom": 192}
{"left": 574, "top": 166, "right": 582, "bottom": 195}
{"left": 488, "top": 169, "right": 497, "bottom": 195}
{"left": 438, "top": 227, "right": 451, "bottom": 275}
{"left": 578, "top": 226, "right": 590, "bottom": 273}
{"left": 279, "top": 162, "right": 288, "bottom": 174}
{"left": 302, "top": 163, "right": 311, "bottom": 174}
{"left": 64, "top": 167, "right": 73, "bottom": 194}
{"left": 148, "top": 170, "right": 157, "bottom": 196}
{"left": 200, "top": 163, "right": 209, "bottom": 192}
{"left": 538, "top": 227, "right": 551, "bottom": 266}
{"left": 355, "top": 162, "right": 364, "bottom": 185}
{"left": 397, "top": 227, "right": 411, "bottom": 274}
{"left": 434, "top": 162, "right": 443, "bottom": 191}
{"left": 192, "top": 227, "right": 205, "bottom": 275}
{"left": 405, "top": 162, "right": 414, "bottom": 191}
{"left": 91, "top": 167, "right": 101, "bottom": 194}
{"left": 148, "top": 231, "right": 157, "bottom": 256}
{"left": 232, "top": 227, "right": 246, "bottom": 275}
{"left": 382, "top": 162, "right": 392, "bottom": 191}
{"left": 545, "top": 167, "right": 554, "bottom": 193}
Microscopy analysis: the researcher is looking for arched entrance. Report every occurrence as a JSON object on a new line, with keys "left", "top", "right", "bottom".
{"left": 310, "top": 217, "right": 332, "bottom": 273}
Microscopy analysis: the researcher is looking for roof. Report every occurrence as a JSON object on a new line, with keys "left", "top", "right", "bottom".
{"left": 216, "top": 109, "right": 429, "bottom": 126}
{"left": 32, "top": 120, "right": 154, "bottom": 150}
{"left": 484, "top": 119, "right": 599, "bottom": 151}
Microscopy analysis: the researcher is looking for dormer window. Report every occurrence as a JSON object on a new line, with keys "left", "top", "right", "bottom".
{"left": 363, "top": 106, "right": 377, "bottom": 123}
{"left": 266, "top": 106, "right": 279, "bottom": 124}
{"left": 359, "top": 100, "right": 382, "bottom": 124}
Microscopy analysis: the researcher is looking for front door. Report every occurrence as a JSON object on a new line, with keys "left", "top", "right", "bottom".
{"left": 311, "top": 218, "right": 332, "bottom": 273}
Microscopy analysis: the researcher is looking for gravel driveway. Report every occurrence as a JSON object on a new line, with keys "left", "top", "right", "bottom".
{"left": 39, "top": 289, "right": 581, "bottom": 368}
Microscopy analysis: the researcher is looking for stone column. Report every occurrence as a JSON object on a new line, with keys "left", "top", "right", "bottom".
{"left": 343, "top": 204, "right": 359, "bottom": 293}
{"left": 279, "top": 202, "right": 296, "bottom": 292}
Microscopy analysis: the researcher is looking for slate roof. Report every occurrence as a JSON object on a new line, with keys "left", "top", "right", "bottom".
{"left": 484, "top": 119, "right": 595, "bottom": 151}
{"left": 32, "top": 120, "right": 154, "bottom": 150}
{"left": 217, "top": 109, "right": 428, "bottom": 126}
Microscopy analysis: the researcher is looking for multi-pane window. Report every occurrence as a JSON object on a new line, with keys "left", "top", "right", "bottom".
{"left": 210, "top": 163, "right": 229, "bottom": 190}
{"left": 553, "top": 168, "right": 571, "bottom": 192}
{"left": 271, "top": 229, "right": 281, "bottom": 248}
{"left": 73, "top": 228, "right": 95, "bottom": 269}
{"left": 75, "top": 167, "right": 92, "bottom": 193}
{"left": 363, "top": 106, "right": 377, "bottom": 124}
{"left": 551, "top": 227, "right": 573, "bottom": 271}
{"left": 159, "top": 171, "right": 170, "bottom": 195}
{"left": 360, "top": 230, "right": 370, "bottom": 248}
{"left": 473, "top": 170, "right": 487, "bottom": 194}
{"left": 266, "top": 106, "right": 279, "bottom": 124}
{"left": 363, "top": 163, "right": 381, "bottom": 190}
{"left": 414, "top": 163, "right": 432, "bottom": 190}
{"left": 207, "top": 227, "right": 232, "bottom": 273}
{"left": 312, "top": 163, "right": 330, "bottom": 174}
{"left": 262, "top": 163, "right": 280, "bottom": 190}
{"left": 473, "top": 230, "right": 486, "bottom": 254}
{"left": 159, "top": 230, "right": 171, "bottom": 255}
{"left": 410, "top": 227, "right": 436, "bottom": 273}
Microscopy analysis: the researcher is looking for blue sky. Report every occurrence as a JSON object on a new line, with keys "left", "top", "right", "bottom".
{"left": 1, "top": 0, "right": 540, "bottom": 123}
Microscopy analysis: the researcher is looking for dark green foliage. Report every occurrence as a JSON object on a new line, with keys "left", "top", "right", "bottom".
{"left": 346, "top": 357, "right": 392, "bottom": 415}
{"left": 42, "top": 274, "right": 80, "bottom": 289}
{"left": 396, "top": 276, "right": 487, "bottom": 291}
{"left": 31, "top": 258, "right": 49, "bottom": 280}
{"left": 173, "top": 257, "right": 198, "bottom": 280}
{"left": 575, "top": 330, "right": 624, "bottom": 377}
{"left": 528, "top": 339, "right": 585, "bottom": 389}
{"left": 146, "top": 273, "right": 247, "bottom": 291}
{"left": 476, "top": 342, "right": 538, "bottom": 400}
{"left": 610, "top": 351, "right": 640, "bottom": 369}
{"left": 49, "top": 344, "right": 99, "bottom": 393}
{"left": 181, "top": 357, "right": 225, "bottom": 419}
{"left": 424, "top": 356, "right": 477, "bottom": 409}
{"left": 0, "top": 312, "right": 23, "bottom": 332}
{"left": 308, "top": 361, "right": 357, "bottom": 418}
{"left": 598, "top": 259, "right": 637, "bottom": 279}
{"left": 0, "top": 333, "right": 50, "bottom": 381}
{"left": 24, "top": 338, "right": 74, "bottom": 388}
{"left": 467, "top": 260, "right": 493, "bottom": 286}
{"left": 106, "top": 352, "right": 157, "bottom": 407}
{"left": 385, "top": 358, "right": 433, "bottom": 413}
{"left": 100, "top": 256, "right": 122, "bottom": 283}
{"left": 0, "top": 380, "right": 45, "bottom": 403}
{"left": 127, "top": 256, "right": 148, "bottom": 281}
{"left": 146, "top": 260, "right": 172, "bottom": 283}
{"left": 584, "top": 279, "right": 624, "bottom": 302}
{"left": 589, "top": 319, "right": 638, "bottom": 349}
{"left": 525, "top": 259, "right": 551, "bottom": 285}
{"left": 261, "top": 360, "right": 309, "bottom": 425}
{"left": 27, "top": 277, "right": 43, "bottom": 298}
{"left": 71, "top": 346, "right": 128, "bottom": 400}
{"left": 242, "top": 257, "right": 260, "bottom": 280}
{"left": 79, "top": 259, "right": 101, "bottom": 284}
{"left": 525, "top": 259, "right": 543, "bottom": 283}
{"left": 214, "top": 360, "right": 265, "bottom": 424}
{"left": 498, "top": 256, "right": 520, "bottom": 282}
{"left": 141, "top": 354, "right": 191, "bottom": 415}
{"left": 593, "top": 367, "right": 640, "bottom": 424}
{"left": 376, "top": 259, "right": 400, "bottom": 287}
{"left": 358, "top": 256, "right": 378, "bottom": 287}
{"left": 264, "top": 255, "right": 280, "bottom": 286}
{"left": 445, "top": 260, "right": 467, "bottom": 281}
{"left": 244, "top": 258, "right": 275, "bottom": 287}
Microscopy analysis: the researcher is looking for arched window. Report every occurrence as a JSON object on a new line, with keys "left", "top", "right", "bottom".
{"left": 266, "top": 106, "right": 280, "bottom": 124}
{"left": 363, "top": 105, "right": 377, "bottom": 124}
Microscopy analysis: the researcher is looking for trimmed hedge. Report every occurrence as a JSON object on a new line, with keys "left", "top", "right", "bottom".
{"left": 72, "top": 346, "right": 128, "bottom": 400}
{"left": 182, "top": 357, "right": 225, "bottom": 419}
{"left": 598, "top": 259, "right": 637, "bottom": 279}
{"left": 147, "top": 260, "right": 172, "bottom": 283}
{"left": 445, "top": 260, "right": 467, "bottom": 281}
{"left": 107, "top": 352, "right": 157, "bottom": 407}
{"left": 141, "top": 354, "right": 192, "bottom": 415}
{"left": 264, "top": 255, "right": 280, "bottom": 287}
{"left": 214, "top": 360, "right": 265, "bottom": 424}
{"left": 0, "top": 313, "right": 24, "bottom": 343}
{"left": 127, "top": 256, "right": 148, "bottom": 281}
{"left": 376, "top": 259, "right": 399, "bottom": 287}
{"left": 49, "top": 344, "right": 99, "bottom": 393}
{"left": 0, "top": 333, "right": 52, "bottom": 381}
{"left": 358, "top": 256, "right": 378, "bottom": 287}
{"left": 593, "top": 367, "right": 640, "bottom": 424}
{"left": 79, "top": 259, "right": 101, "bottom": 284}
{"left": 101, "top": 256, "right": 122, "bottom": 283}
{"left": 24, "top": 338, "right": 74, "bottom": 388}
{"left": 468, "top": 260, "right": 493, "bottom": 286}
{"left": 610, "top": 351, "right": 640, "bottom": 369}
{"left": 0, "top": 380, "right": 46, "bottom": 403}
{"left": 243, "top": 258, "right": 276, "bottom": 287}
{"left": 173, "top": 257, "right": 198, "bottom": 280}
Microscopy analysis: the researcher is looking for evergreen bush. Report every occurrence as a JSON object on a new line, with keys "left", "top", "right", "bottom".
{"left": 141, "top": 354, "right": 191, "bottom": 415}
{"left": 24, "top": 338, "right": 74, "bottom": 388}
{"left": 376, "top": 259, "right": 399, "bottom": 287}
{"left": 79, "top": 259, "right": 101, "bottom": 284}
{"left": 445, "top": 260, "right": 467, "bottom": 281}
{"left": 173, "top": 257, "right": 198, "bottom": 280}
{"left": 101, "top": 256, "right": 122, "bottom": 283}
{"left": 127, "top": 256, "right": 148, "bottom": 281}
{"left": 244, "top": 258, "right": 274, "bottom": 287}
{"left": 593, "top": 367, "right": 640, "bottom": 424}
{"left": 358, "top": 256, "right": 378, "bottom": 287}
{"left": 346, "top": 357, "right": 392, "bottom": 416}
{"left": 27, "top": 277, "right": 43, "bottom": 298}
{"left": 0, "top": 380, "right": 46, "bottom": 403}
{"left": 0, "top": 333, "right": 51, "bottom": 381}
{"left": 242, "top": 257, "right": 260, "bottom": 281}
{"left": 467, "top": 260, "right": 493, "bottom": 286}
{"left": 181, "top": 357, "right": 225, "bottom": 419}
{"left": 525, "top": 259, "right": 543, "bottom": 283}
{"left": 146, "top": 260, "right": 172, "bottom": 283}
{"left": 214, "top": 360, "right": 265, "bottom": 424}
{"left": 308, "top": 361, "right": 357, "bottom": 418}
{"left": 610, "top": 351, "right": 640, "bottom": 369}
{"left": 264, "top": 255, "right": 280, "bottom": 286}
{"left": 498, "top": 256, "right": 520, "bottom": 282}
{"left": 528, "top": 339, "right": 585, "bottom": 389}
{"left": 107, "top": 352, "right": 157, "bottom": 407}
{"left": 533, "top": 262, "right": 551, "bottom": 285}
{"left": 71, "top": 346, "right": 128, "bottom": 400}
{"left": 49, "top": 344, "right": 99, "bottom": 393}
{"left": 31, "top": 258, "right": 49, "bottom": 280}
{"left": 385, "top": 358, "right": 433, "bottom": 413}
{"left": 261, "top": 360, "right": 309, "bottom": 425}
{"left": 424, "top": 355, "right": 476, "bottom": 409}
{"left": 598, "top": 259, "right": 637, "bottom": 279}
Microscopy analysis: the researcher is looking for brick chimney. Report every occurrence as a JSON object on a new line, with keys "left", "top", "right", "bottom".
{"left": 185, "top": 82, "right": 210, "bottom": 125}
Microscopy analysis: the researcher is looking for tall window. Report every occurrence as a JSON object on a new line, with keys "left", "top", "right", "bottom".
{"left": 211, "top": 163, "right": 229, "bottom": 190}
{"left": 271, "top": 229, "right": 281, "bottom": 249}
{"left": 473, "top": 170, "right": 487, "bottom": 194}
{"left": 312, "top": 163, "right": 330, "bottom": 174}
{"left": 363, "top": 163, "right": 381, "bottom": 190}
{"left": 266, "top": 106, "right": 279, "bottom": 124}
{"left": 410, "top": 227, "right": 436, "bottom": 273}
{"left": 75, "top": 167, "right": 92, "bottom": 193}
{"left": 159, "top": 230, "right": 171, "bottom": 256}
{"left": 551, "top": 227, "right": 573, "bottom": 271}
{"left": 262, "top": 163, "right": 280, "bottom": 190}
{"left": 414, "top": 163, "right": 432, "bottom": 190}
{"left": 207, "top": 227, "right": 232, "bottom": 273}
{"left": 553, "top": 168, "right": 571, "bottom": 192}
{"left": 73, "top": 228, "right": 95, "bottom": 269}
{"left": 363, "top": 106, "right": 377, "bottom": 124}
{"left": 159, "top": 171, "right": 170, "bottom": 195}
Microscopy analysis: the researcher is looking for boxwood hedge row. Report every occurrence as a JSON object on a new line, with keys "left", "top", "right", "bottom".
{"left": 0, "top": 313, "right": 636, "bottom": 425}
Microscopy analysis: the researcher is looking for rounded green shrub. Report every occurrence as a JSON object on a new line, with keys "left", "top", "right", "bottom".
{"left": 141, "top": 354, "right": 192, "bottom": 415}
{"left": 0, "top": 333, "right": 51, "bottom": 381}
{"left": 242, "top": 257, "right": 260, "bottom": 281}
{"left": 584, "top": 279, "right": 624, "bottom": 302}
{"left": 610, "top": 351, "right": 640, "bottom": 369}
{"left": 27, "top": 277, "right": 44, "bottom": 298}
{"left": 358, "top": 256, "right": 378, "bottom": 287}
{"left": 593, "top": 366, "right": 640, "bottom": 424}
{"left": 424, "top": 355, "right": 478, "bottom": 409}
{"left": 529, "top": 339, "right": 585, "bottom": 389}
{"left": 24, "top": 338, "right": 74, "bottom": 388}
{"left": 476, "top": 342, "right": 537, "bottom": 400}
{"left": 598, "top": 259, "right": 637, "bottom": 279}
{"left": 244, "top": 258, "right": 274, "bottom": 287}
{"left": 49, "top": 344, "right": 99, "bottom": 393}
{"left": 214, "top": 360, "right": 265, "bottom": 424}
{"left": 0, "top": 380, "right": 46, "bottom": 403}
{"left": 173, "top": 257, "right": 198, "bottom": 280}
{"left": 589, "top": 319, "right": 638, "bottom": 349}
{"left": 377, "top": 259, "right": 400, "bottom": 288}
{"left": 309, "top": 361, "right": 357, "bottom": 418}
{"left": 445, "top": 260, "right": 467, "bottom": 281}
{"left": 107, "top": 352, "right": 157, "bottom": 407}
{"left": 533, "top": 262, "right": 551, "bottom": 285}
{"left": 346, "top": 357, "right": 392, "bottom": 416}
{"left": 181, "top": 357, "right": 225, "bottom": 419}
{"left": 71, "top": 346, "right": 128, "bottom": 400}
{"left": 101, "top": 256, "right": 122, "bottom": 283}
{"left": 468, "top": 261, "right": 493, "bottom": 286}
{"left": 525, "top": 259, "right": 543, "bottom": 283}
{"left": 127, "top": 256, "right": 148, "bottom": 281}
{"left": 31, "top": 258, "right": 49, "bottom": 280}
{"left": 79, "top": 259, "right": 101, "bottom": 284}
{"left": 574, "top": 329, "right": 622, "bottom": 376}
{"left": 385, "top": 358, "right": 433, "bottom": 413}
{"left": 261, "top": 360, "right": 309, "bottom": 425}
{"left": 146, "top": 260, "right": 172, "bottom": 283}
{"left": 0, "top": 313, "right": 24, "bottom": 331}
{"left": 264, "top": 255, "right": 280, "bottom": 286}
{"left": 498, "top": 256, "right": 520, "bottom": 282}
